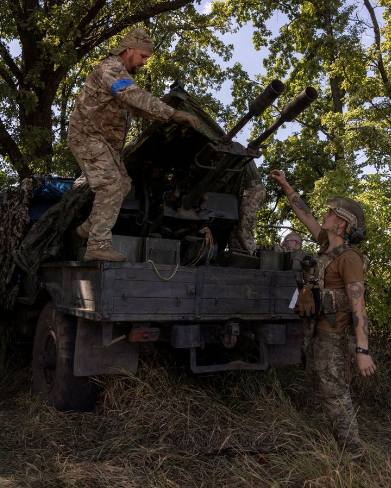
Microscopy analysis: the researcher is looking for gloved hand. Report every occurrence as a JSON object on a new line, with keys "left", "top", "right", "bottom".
{"left": 294, "top": 285, "right": 316, "bottom": 317}
{"left": 171, "top": 110, "right": 200, "bottom": 130}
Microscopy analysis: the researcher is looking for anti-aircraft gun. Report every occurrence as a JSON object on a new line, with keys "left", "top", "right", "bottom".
{"left": 120, "top": 81, "right": 317, "bottom": 265}
{"left": 5, "top": 81, "right": 317, "bottom": 412}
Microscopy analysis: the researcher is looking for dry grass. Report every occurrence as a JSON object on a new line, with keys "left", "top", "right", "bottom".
{"left": 0, "top": 338, "right": 390, "bottom": 488}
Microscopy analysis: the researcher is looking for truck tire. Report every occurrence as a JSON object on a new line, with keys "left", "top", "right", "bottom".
{"left": 32, "top": 301, "right": 98, "bottom": 411}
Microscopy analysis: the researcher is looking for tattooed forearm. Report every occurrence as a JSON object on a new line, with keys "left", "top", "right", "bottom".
{"left": 347, "top": 282, "right": 364, "bottom": 300}
{"left": 363, "top": 315, "right": 369, "bottom": 339}
{"left": 352, "top": 311, "right": 359, "bottom": 329}
{"left": 291, "top": 196, "right": 312, "bottom": 215}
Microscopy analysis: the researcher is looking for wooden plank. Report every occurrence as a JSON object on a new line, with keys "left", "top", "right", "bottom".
{"left": 270, "top": 272, "right": 277, "bottom": 315}
{"left": 113, "top": 297, "right": 195, "bottom": 314}
{"left": 101, "top": 269, "right": 116, "bottom": 318}
{"left": 275, "top": 273, "right": 297, "bottom": 286}
{"left": 201, "top": 283, "right": 272, "bottom": 299}
{"left": 202, "top": 269, "right": 273, "bottom": 285}
{"left": 113, "top": 280, "right": 192, "bottom": 298}
{"left": 274, "top": 286, "right": 298, "bottom": 300}
{"left": 201, "top": 298, "right": 270, "bottom": 314}
{"left": 195, "top": 267, "right": 203, "bottom": 319}
{"left": 74, "top": 270, "right": 98, "bottom": 281}
{"left": 114, "top": 266, "right": 196, "bottom": 283}
{"left": 41, "top": 261, "right": 100, "bottom": 268}
{"left": 274, "top": 299, "right": 295, "bottom": 314}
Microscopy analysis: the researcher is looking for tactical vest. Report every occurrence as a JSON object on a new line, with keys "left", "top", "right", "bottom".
{"left": 314, "top": 242, "right": 366, "bottom": 328}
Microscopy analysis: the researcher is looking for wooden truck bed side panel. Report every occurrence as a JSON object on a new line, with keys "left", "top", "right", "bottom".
{"left": 36, "top": 262, "right": 298, "bottom": 322}
{"left": 111, "top": 265, "right": 196, "bottom": 317}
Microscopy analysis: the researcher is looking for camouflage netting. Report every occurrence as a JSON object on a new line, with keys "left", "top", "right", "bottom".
{"left": 12, "top": 176, "right": 92, "bottom": 279}
{"left": 0, "top": 179, "right": 34, "bottom": 310}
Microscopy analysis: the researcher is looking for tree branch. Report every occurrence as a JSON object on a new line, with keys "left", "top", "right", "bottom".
{"left": 75, "top": 0, "right": 194, "bottom": 59}
{"left": 363, "top": 0, "right": 390, "bottom": 90}
{"left": 0, "top": 65, "right": 18, "bottom": 91}
{"left": 258, "top": 224, "right": 314, "bottom": 242}
{"left": 0, "top": 41, "right": 23, "bottom": 86}
{"left": 294, "top": 117, "right": 333, "bottom": 140}
{"left": 0, "top": 117, "right": 24, "bottom": 168}
{"left": 75, "top": 0, "right": 108, "bottom": 40}
{"left": 342, "top": 63, "right": 391, "bottom": 127}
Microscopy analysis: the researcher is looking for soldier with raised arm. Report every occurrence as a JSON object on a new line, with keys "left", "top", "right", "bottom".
{"left": 269, "top": 169, "right": 376, "bottom": 456}
{"left": 68, "top": 28, "right": 200, "bottom": 262}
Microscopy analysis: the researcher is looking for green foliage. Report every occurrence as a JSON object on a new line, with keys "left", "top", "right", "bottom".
{"left": 215, "top": 0, "right": 391, "bottom": 332}
{"left": 356, "top": 175, "right": 391, "bottom": 331}
{"left": 1, "top": 0, "right": 240, "bottom": 181}
{"left": 0, "top": 161, "right": 18, "bottom": 191}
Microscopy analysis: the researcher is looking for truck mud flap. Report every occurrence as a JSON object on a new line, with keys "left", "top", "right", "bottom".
{"left": 189, "top": 342, "right": 269, "bottom": 373}
{"left": 74, "top": 318, "right": 139, "bottom": 376}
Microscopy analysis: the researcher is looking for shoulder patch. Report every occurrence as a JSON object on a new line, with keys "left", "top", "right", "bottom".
{"left": 111, "top": 79, "right": 134, "bottom": 99}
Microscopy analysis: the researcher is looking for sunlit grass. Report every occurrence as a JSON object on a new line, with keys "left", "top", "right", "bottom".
{"left": 0, "top": 338, "right": 390, "bottom": 488}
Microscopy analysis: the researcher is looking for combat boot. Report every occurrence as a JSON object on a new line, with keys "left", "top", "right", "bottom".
{"left": 84, "top": 248, "right": 126, "bottom": 262}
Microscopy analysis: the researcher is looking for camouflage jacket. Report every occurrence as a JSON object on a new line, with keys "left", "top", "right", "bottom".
{"left": 68, "top": 55, "right": 174, "bottom": 153}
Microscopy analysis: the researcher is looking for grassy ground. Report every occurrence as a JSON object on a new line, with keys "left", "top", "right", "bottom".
{"left": 0, "top": 334, "right": 390, "bottom": 488}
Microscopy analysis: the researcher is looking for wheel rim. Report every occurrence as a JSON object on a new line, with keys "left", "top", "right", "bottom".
{"left": 38, "top": 329, "right": 57, "bottom": 391}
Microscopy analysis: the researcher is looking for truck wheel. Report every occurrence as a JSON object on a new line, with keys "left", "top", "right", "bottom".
{"left": 32, "top": 301, "right": 98, "bottom": 411}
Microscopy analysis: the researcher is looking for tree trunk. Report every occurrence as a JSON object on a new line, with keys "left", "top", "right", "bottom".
{"left": 322, "top": 1, "right": 345, "bottom": 167}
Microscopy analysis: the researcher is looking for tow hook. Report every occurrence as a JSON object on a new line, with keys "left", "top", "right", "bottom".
{"left": 218, "top": 321, "right": 240, "bottom": 349}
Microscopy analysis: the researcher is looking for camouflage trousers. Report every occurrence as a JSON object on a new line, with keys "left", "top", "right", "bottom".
{"left": 229, "top": 181, "right": 266, "bottom": 253}
{"left": 305, "top": 328, "right": 361, "bottom": 451}
{"left": 68, "top": 127, "right": 132, "bottom": 251}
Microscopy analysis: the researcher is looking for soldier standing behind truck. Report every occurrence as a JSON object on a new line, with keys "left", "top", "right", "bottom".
{"left": 67, "top": 28, "right": 200, "bottom": 262}
{"left": 282, "top": 232, "right": 302, "bottom": 250}
{"left": 269, "top": 168, "right": 376, "bottom": 456}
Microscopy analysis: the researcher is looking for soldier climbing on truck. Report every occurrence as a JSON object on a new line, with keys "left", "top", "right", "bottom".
{"left": 68, "top": 28, "right": 200, "bottom": 262}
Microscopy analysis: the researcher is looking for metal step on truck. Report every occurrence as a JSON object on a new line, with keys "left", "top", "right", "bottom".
{"left": 6, "top": 80, "right": 318, "bottom": 411}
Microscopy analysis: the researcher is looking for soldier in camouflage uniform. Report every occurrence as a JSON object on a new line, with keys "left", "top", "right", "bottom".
{"left": 236, "top": 181, "right": 266, "bottom": 254}
{"left": 68, "top": 28, "right": 200, "bottom": 261}
{"left": 269, "top": 169, "right": 376, "bottom": 455}
{"left": 229, "top": 180, "right": 266, "bottom": 254}
{"left": 281, "top": 232, "right": 302, "bottom": 250}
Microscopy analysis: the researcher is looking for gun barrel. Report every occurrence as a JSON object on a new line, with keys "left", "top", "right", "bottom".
{"left": 221, "top": 79, "right": 285, "bottom": 143}
{"left": 248, "top": 86, "right": 318, "bottom": 149}
{"left": 249, "top": 79, "right": 285, "bottom": 116}
{"left": 280, "top": 86, "right": 318, "bottom": 122}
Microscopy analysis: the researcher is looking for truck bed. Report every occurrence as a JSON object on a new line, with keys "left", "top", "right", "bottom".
{"left": 19, "top": 261, "right": 299, "bottom": 323}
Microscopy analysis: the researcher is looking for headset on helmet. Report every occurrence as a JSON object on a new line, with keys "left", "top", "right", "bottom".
{"left": 326, "top": 196, "right": 366, "bottom": 244}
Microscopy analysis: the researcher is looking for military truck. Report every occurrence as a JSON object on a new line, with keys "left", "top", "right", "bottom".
{"left": 5, "top": 81, "right": 317, "bottom": 411}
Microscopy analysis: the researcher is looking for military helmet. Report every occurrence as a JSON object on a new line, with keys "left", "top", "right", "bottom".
{"left": 326, "top": 196, "right": 366, "bottom": 244}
